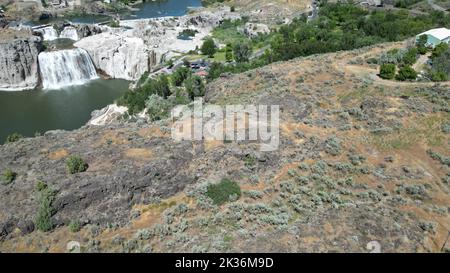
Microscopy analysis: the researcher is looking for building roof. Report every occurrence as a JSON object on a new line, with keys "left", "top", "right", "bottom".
{"left": 418, "top": 28, "right": 450, "bottom": 41}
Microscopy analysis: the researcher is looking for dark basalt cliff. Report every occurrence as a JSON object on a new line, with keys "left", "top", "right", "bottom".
{"left": 0, "top": 32, "right": 43, "bottom": 91}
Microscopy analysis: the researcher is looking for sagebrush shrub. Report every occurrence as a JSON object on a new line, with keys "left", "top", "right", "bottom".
{"left": 2, "top": 169, "right": 16, "bottom": 185}
{"left": 35, "top": 184, "right": 56, "bottom": 232}
{"left": 66, "top": 156, "right": 88, "bottom": 174}
{"left": 5, "top": 133, "right": 23, "bottom": 144}
{"left": 206, "top": 178, "right": 241, "bottom": 205}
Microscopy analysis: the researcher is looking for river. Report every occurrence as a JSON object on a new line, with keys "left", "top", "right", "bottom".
{"left": 0, "top": 0, "right": 202, "bottom": 143}
{"left": 0, "top": 79, "right": 129, "bottom": 142}
{"left": 29, "top": 0, "right": 202, "bottom": 24}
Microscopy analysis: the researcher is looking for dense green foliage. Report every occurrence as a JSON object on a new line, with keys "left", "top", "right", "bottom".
{"left": 206, "top": 178, "right": 241, "bottom": 205}
{"left": 211, "top": 18, "right": 249, "bottom": 45}
{"left": 35, "top": 182, "right": 56, "bottom": 232}
{"left": 109, "top": 19, "right": 120, "bottom": 28}
{"left": 5, "top": 133, "right": 23, "bottom": 144}
{"left": 66, "top": 156, "right": 88, "bottom": 174}
{"left": 118, "top": 75, "right": 171, "bottom": 114}
{"left": 233, "top": 42, "right": 251, "bottom": 63}
{"left": 270, "top": 5, "right": 445, "bottom": 61}
{"left": 402, "top": 48, "right": 419, "bottom": 66}
{"left": 2, "top": 169, "right": 16, "bottom": 185}
{"left": 35, "top": 180, "right": 48, "bottom": 192}
{"left": 146, "top": 94, "right": 172, "bottom": 121}
{"left": 118, "top": 3, "right": 450, "bottom": 115}
{"left": 225, "top": 43, "right": 233, "bottom": 62}
{"left": 206, "top": 3, "right": 450, "bottom": 81}
{"left": 171, "top": 67, "right": 192, "bottom": 86}
{"left": 68, "top": 220, "right": 82, "bottom": 233}
{"left": 178, "top": 29, "right": 197, "bottom": 39}
{"left": 136, "top": 71, "right": 150, "bottom": 87}
{"left": 396, "top": 65, "right": 417, "bottom": 81}
{"left": 184, "top": 75, "right": 206, "bottom": 100}
{"left": 429, "top": 43, "right": 450, "bottom": 81}
{"left": 379, "top": 47, "right": 419, "bottom": 66}
{"left": 201, "top": 38, "right": 217, "bottom": 57}
{"left": 416, "top": 34, "right": 428, "bottom": 54}
{"left": 379, "top": 63, "right": 396, "bottom": 79}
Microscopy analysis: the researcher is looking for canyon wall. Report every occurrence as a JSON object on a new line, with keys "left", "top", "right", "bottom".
{"left": 74, "top": 33, "right": 152, "bottom": 81}
{"left": 0, "top": 35, "right": 43, "bottom": 91}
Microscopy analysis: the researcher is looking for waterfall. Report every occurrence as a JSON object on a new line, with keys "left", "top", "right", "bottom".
{"left": 38, "top": 48, "right": 99, "bottom": 90}
{"left": 38, "top": 26, "right": 59, "bottom": 41}
{"left": 60, "top": 27, "right": 79, "bottom": 41}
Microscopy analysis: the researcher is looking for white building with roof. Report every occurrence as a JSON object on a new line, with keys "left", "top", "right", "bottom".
{"left": 416, "top": 28, "right": 450, "bottom": 48}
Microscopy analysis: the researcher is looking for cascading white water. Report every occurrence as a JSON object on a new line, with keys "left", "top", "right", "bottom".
{"left": 38, "top": 26, "right": 59, "bottom": 41}
{"left": 38, "top": 48, "right": 99, "bottom": 90}
{"left": 60, "top": 27, "right": 79, "bottom": 41}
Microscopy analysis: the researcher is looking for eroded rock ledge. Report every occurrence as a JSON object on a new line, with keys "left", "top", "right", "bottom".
{"left": 75, "top": 33, "right": 153, "bottom": 81}
{"left": 0, "top": 34, "right": 43, "bottom": 91}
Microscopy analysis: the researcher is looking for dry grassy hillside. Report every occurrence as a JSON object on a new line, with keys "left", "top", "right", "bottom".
{"left": 227, "top": 0, "right": 310, "bottom": 23}
{"left": 0, "top": 42, "right": 449, "bottom": 253}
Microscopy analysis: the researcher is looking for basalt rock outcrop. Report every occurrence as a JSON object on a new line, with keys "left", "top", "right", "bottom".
{"left": 74, "top": 33, "right": 153, "bottom": 80}
{"left": 34, "top": 23, "right": 103, "bottom": 41}
{"left": 0, "top": 122, "right": 197, "bottom": 240}
{"left": 0, "top": 35, "right": 43, "bottom": 91}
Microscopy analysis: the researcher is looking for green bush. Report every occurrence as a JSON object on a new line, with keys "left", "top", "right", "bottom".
{"left": 401, "top": 47, "right": 418, "bottom": 66}
{"left": 206, "top": 2, "right": 450, "bottom": 81}
{"left": 206, "top": 178, "right": 241, "bottom": 205}
{"left": 379, "top": 63, "right": 396, "bottom": 79}
{"left": 174, "top": 88, "right": 191, "bottom": 105}
{"left": 430, "top": 71, "right": 448, "bottom": 82}
{"left": 233, "top": 42, "right": 251, "bottom": 63}
{"left": 171, "top": 66, "right": 191, "bottom": 86}
{"left": 136, "top": 71, "right": 149, "bottom": 87}
{"left": 431, "top": 43, "right": 449, "bottom": 59}
{"left": 2, "top": 169, "right": 16, "bottom": 185}
{"left": 177, "top": 29, "right": 197, "bottom": 39}
{"left": 5, "top": 133, "right": 23, "bottom": 144}
{"left": 117, "top": 74, "right": 171, "bottom": 114}
{"left": 200, "top": 38, "right": 216, "bottom": 57}
{"left": 225, "top": 43, "right": 233, "bottom": 62}
{"left": 145, "top": 94, "right": 172, "bottom": 121}
{"left": 324, "top": 137, "right": 342, "bottom": 156}
{"left": 429, "top": 44, "right": 450, "bottom": 81}
{"left": 68, "top": 220, "right": 82, "bottom": 233}
{"left": 35, "top": 180, "right": 47, "bottom": 192}
{"left": 416, "top": 34, "right": 428, "bottom": 55}
{"left": 109, "top": 19, "right": 120, "bottom": 28}
{"left": 184, "top": 75, "right": 205, "bottom": 100}
{"left": 66, "top": 156, "right": 88, "bottom": 174}
{"left": 395, "top": 65, "right": 417, "bottom": 81}
{"left": 35, "top": 184, "right": 56, "bottom": 232}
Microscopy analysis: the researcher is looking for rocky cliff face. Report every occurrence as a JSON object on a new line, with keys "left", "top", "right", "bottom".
{"left": 0, "top": 35, "right": 43, "bottom": 91}
{"left": 74, "top": 24, "right": 103, "bottom": 39}
{"left": 33, "top": 24, "right": 103, "bottom": 41}
{"left": 74, "top": 33, "right": 151, "bottom": 81}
